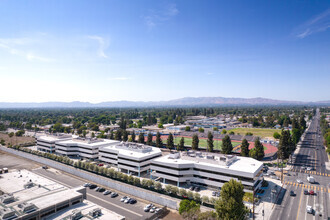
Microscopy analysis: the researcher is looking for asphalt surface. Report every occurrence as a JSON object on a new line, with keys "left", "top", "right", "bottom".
{"left": 270, "top": 109, "right": 330, "bottom": 220}
{"left": 32, "top": 168, "right": 160, "bottom": 220}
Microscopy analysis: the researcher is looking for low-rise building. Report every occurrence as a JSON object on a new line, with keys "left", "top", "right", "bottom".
{"left": 55, "top": 137, "right": 119, "bottom": 159}
{"left": 36, "top": 134, "right": 72, "bottom": 153}
{"left": 99, "top": 142, "right": 162, "bottom": 177}
{"left": 151, "top": 151, "right": 263, "bottom": 192}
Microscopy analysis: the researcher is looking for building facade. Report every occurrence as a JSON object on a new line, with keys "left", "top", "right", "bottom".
{"left": 99, "top": 142, "right": 162, "bottom": 177}
{"left": 36, "top": 134, "right": 72, "bottom": 153}
{"left": 150, "top": 151, "right": 263, "bottom": 192}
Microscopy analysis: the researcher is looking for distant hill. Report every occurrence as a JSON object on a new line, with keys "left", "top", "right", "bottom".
{"left": 0, "top": 97, "right": 329, "bottom": 108}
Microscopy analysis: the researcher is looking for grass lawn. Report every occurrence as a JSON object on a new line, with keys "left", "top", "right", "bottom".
{"left": 172, "top": 137, "right": 241, "bottom": 150}
{"left": 227, "top": 128, "right": 281, "bottom": 138}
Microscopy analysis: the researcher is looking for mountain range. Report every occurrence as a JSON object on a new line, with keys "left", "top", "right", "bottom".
{"left": 0, "top": 97, "right": 329, "bottom": 108}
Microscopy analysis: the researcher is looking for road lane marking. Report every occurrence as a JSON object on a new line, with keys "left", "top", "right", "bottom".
{"left": 296, "top": 188, "right": 304, "bottom": 220}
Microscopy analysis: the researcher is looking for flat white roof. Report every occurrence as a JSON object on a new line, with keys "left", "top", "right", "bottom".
{"left": 101, "top": 142, "right": 162, "bottom": 160}
{"left": 153, "top": 153, "right": 263, "bottom": 174}
{"left": 58, "top": 138, "right": 119, "bottom": 147}
{"left": 37, "top": 134, "right": 72, "bottom": 142}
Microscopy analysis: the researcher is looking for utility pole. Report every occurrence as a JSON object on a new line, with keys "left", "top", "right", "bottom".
{"left": 252, "top": 188, "right": 255, "bottom": 220}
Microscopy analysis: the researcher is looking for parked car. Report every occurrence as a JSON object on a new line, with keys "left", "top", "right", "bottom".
{"left": 297, "top": 179, "right": 303, "bottom": 184}
{"left": 304, "top": 190, "right": 309, "bottom": 195}
{"left": 110, "top": 192, "right": 118, "bottom": 198}
{"left": 290, "top": 190, "right": 295, "bottom": 196}
{"left": 124, "top": 197, "right": 131, "bottom": 203}
{"left": 309, "top": 190, "right": 315, "bottom": 195}
{"left": 95, "top": 187, "right": 100, "bottom": 191}
{"left": 98, "top": 163, "right": 104, "bottom": 167}
{"left": 103, "top": 190, "right": 111, "bottom": 195}
{"left": 189, "top": 186, "right": 195, "bottom": 191}
{"left": 121, "top": 196, "right": 127, "bottom": 202}
{"left": 42, "top": 166, "right": 48, "bottom": 169}
{"left": 307, "top": 167, "right": 312, "bottom": 171}
{"left": 89, "top": 184, "right": 97, "bottom": 189}
{"left": 194, "top": 187, "right": 200, "bottom": 192}
{"left": 144, "top": 204, "right": 153, "bottom": 212}
{"left": 150, "top": 207, "right": 156, "bottom": 213}
{"left": 212, "top": 191, "right": 216, "bottom": 196}
{"left": 83, "top": 183, "right": 91, "bottom": 187}
{"left": 155, "top": 208, "right": 162, "bottom": 213}
{"left": 129, "top": 198, "right": 137, "bottom": 204}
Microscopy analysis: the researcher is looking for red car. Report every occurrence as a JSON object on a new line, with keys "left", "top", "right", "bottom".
{"left": 98, "top": 163, "right": 104, "bottom": 166}
{"left": 309, "top": 190, "right": 315, "bottom": 195}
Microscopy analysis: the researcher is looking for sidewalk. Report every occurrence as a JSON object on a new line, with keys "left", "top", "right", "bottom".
{"left": 249, "top": 177, "right": 283, "bottom": 220}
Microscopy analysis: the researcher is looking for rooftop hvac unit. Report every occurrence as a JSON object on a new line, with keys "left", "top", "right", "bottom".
{"left": 0, "top": 194, "right": 15, "bottom": 204}
{"left": 206, "top": 155, "right": 214, "bottom": 160}
{"left": 24, "top": 182, "right": 34, "bottom": 189}
{"left": 70, "top": 209, "right": 82, "bottom": 220}
{"left": 0, "top": 208, "right": 17, "bottom": 220}
{"left": 18, "top": 202, "right": 37, "bottom": 213}
{"left": 89, "top": 208, "right": 102, "bottom": 217}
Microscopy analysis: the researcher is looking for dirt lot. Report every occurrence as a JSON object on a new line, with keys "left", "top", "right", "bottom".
{"left": 0, "top": 132, "right": 35, "bottom": 146}
{"left": 0, "top": 150, "right": 40, "bottom": 170}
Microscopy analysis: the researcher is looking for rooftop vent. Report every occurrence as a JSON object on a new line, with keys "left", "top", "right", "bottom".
{"left": 0, "top": 208, "right": 16, "bottom": 220}
{"left": 89, "top": 208, "right": 102, "bottom": 217}
{"left": 18, "top": 202, "right": 37, "bottom": 213}
{"left": 70, "top": 209, "right": 82, "bottom": 220}
{"left": 0, "top": 194, "right": 14, "bottom": 204}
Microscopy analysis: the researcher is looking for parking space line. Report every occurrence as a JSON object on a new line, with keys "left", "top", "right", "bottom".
{"left": 87, "top": 194, "right": 143, "bottom": 217}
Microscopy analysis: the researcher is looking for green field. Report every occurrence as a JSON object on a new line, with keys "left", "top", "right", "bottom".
{"left": 227, "top": 128, "right": 281, "bottom": 138}
{"left": 171, "top": 137, "right": 241, "bottom": 150}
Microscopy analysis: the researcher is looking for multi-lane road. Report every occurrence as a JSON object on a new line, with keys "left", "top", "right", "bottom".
{"left": 271, "top": 109, "right": 330, "bottom": 220}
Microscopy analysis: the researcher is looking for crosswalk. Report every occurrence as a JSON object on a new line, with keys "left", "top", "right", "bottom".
{"left": 284, "top": 181, "right": 330, "bottom": 193}
{"left": 290, "top": 168, "right": 330, "bottom": 177}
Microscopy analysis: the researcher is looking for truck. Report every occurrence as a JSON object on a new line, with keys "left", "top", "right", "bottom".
{"left": 307, "top": 176, "right": 315, "bottom": 183}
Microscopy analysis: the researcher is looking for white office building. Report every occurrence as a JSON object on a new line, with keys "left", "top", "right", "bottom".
{"left": 99, "top": 142, "right": 162, "bottom": 177}
{"left": 55, "top": 138, "right": 119, "bottom": 159}
{"left": 37, "top": 134, "right": 72, "bottom": 153}
{"left": 150, "top": 151, "right": 264, "bottom": 192}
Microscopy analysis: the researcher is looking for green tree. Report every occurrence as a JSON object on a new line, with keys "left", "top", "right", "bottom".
{"left": 122, "top": 130, "right": 128, "bottom": 141}
{"left": 221, "top": 129, "right": 227, "bottom": 134}
{"left": 158, "top": 123, "right": 164, "bottom": 128}
{"left": 167, "top": 133, "right": 174, "bottom": 149}
{"left": 147, "top": 133, "right": 153, "bottom": 146}
{"left": 213, "top": 127, "right": 218, "bottom": 131}
{"left": 192, "top": 134, "right": 199, "bottom": 150}
{"left": 156, "top": 132, "right": 163, "bottom": 148}
{"left": 207, "top": 132, "right": 214, "bottom": 152}
{"left": 198, "top": 127, "right": 204, "bottom": 133}
{"left": 240, "top": 139, "right": 250, "bottom": 157}
{"left": 131, "top": 131, "right": 136, "bottom": 142}
{"left": 177, "top": 137, "right": 185, "bottom": 151}
{"left": 278, "top": 130, "right": 293, "bottom": 159}
{"left": 109, "top": 131, "right": 114, "bottom": 139}
{"left": 185, "top": 126, "right": 191, "bottom": 131}
{"left": 179, "top": 200, "right": 200, "bottom": 215}
{"left": 273, "top": 132, "right": 281, "bottom": 139}
{"left": 292, "top": 128, "right": 301, "bottom": 145}
{"left": 138, "top": 133, "right": 145, "bottom": 144}
{"left": 221, "top": 135, "right": 232, "bottom": 154}
{"left": 115, "top": 129, "right": 122, "bottom": 140}
{"left": 253, "top": 137, "right": 265, "bottom": 160}
{"left": 215, "top": 179, "right": 247, "bottom": 220}
{"left": 299, "top": 116, "right": 306, "bottom": 130}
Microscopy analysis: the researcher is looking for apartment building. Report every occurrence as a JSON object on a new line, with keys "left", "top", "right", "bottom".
{"left": 150, "top": 151, "right": 263, "bottom": 192}
{"left": 99, "top": 142, "right": 162, "bottom": 177}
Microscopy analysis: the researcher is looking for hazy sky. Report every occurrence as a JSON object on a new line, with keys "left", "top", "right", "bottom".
{"left": 0, "top": 0, "right": 329, "bottom": 103}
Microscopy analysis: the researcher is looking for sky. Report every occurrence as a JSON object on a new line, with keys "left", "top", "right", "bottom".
{"left": 0, "top": 0, "right": 329, "bottom": 103}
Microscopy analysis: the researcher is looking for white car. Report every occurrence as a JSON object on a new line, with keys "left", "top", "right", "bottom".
{"left": 306, "top": 205, "right": 313, "bottom": 214}
{"left": 297, "top": 179, "right": 303, "bottom": 184}
{"left": 124, "top": 197, "right": 131, "bottom": 203}
{"left": 120, "top": 196, "right": 127, "bottom": 202}
{"left": 306, "top": 167, "right": 312, "bottom": 171}
{"left": 83, "top": 183, "right": 90, "bottom": 187}
{"left": 144, "top": 204, "right": 153, "bottom": 212}
{"left": 103, "top": 190, "right": 111, "bottom": 195}
{"left": 150, "top": 207, "right": 156, "bottom": 213}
